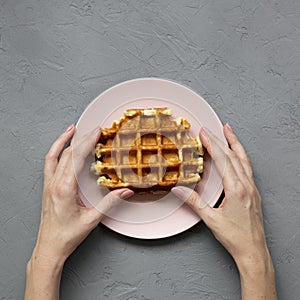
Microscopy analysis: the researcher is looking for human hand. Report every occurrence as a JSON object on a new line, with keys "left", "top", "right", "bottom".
{"left": 172, "top": 124, "right": 271, "bottom": 270}
{"left": 31, "top": 125, "right": 134, "bottom": 265}
{"left": 25, "top": 125, "right": 134, "bottom": 300}
{"left": 172, "top": 124, "right": 277, "bottom": 299}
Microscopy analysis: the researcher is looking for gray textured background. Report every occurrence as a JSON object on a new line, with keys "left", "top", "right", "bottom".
{"left": 1, "top": 0, "right": 300, "bottom": 299}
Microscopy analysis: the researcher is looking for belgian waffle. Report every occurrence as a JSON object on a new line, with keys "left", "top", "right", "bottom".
{"left": 91, "top": 107, "right": 204, "bottom": 191}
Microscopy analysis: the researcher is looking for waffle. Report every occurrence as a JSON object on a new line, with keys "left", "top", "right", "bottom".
{"left": 91, "top": 107, "right": 204, "bottom": 191}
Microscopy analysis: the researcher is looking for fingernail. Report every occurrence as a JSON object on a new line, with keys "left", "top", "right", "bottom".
{"left": 200, "top": 127, "right": 209, "bottom": 144}
{"left": 120, "top": 189, "right": 134, "bottom": 199}
{"left": 65, "top": 124, "right": 74, "bottom": 133}
{"left": 203, "top": 127, "right": 211, "bottom": 135}
{"left": 94, "top": 126, "right": 101, "bottom": 132}
{"left": 171, "top": 187, "right": 186, "bottom": 199}
{"left": 226, "top": 123, "right": 233, "bottom": 133}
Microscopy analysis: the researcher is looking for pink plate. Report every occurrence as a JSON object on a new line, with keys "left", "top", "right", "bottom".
{"left": 74, "top": 78, "right": 225, "bottom": 239}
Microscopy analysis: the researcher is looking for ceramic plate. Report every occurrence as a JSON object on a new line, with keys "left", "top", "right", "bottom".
{"left": 74, "top": 78, "right": 225, "bottom": 239}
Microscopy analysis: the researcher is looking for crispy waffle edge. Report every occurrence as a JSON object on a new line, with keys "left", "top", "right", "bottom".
{"left": 90, "top": 107, "right": 204, "bottom": 192}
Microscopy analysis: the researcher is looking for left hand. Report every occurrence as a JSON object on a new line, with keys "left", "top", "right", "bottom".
{"left": 31, "top": 125, "right": 134, "bottom": 265}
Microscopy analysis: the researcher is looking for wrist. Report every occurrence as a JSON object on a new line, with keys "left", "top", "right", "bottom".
{"left": 234, "top": 246, "right": 277, "bottom": 299}
{"left": 25, "top": 247, "right": 64, "bottom": 300}
{"left": 234, "top": 246, "right": 274, "bottom": 277}
{"left": 28, "top": 246, "right": 66, "bottom": 274}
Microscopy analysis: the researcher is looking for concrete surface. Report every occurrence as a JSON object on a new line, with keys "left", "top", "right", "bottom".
{"left": 1, "top": 0, "right": 300, "bottom": 299}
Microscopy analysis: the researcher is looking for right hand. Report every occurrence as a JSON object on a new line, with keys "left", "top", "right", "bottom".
{"left": 172, "top": 124, "right": 271, "bottom": 269}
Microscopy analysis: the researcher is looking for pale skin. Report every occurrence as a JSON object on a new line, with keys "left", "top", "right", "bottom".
{"left": 24, "top": 123, "right": 277, "bottom": 300}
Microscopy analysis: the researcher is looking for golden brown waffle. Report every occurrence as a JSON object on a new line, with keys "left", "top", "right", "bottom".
{"left": 91, "top": 107, "right": 204, "bottom": 191}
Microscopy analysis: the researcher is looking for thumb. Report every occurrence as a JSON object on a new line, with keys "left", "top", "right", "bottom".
{"left": 171, "top": 186, "right": 214, "bottom": 224}
{"left": 86, "top": 188, "right": 134, "bottom": 223}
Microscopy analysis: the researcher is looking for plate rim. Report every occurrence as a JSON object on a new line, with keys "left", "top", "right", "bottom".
{"left": 75, "top": 77, "right": 225, "bottom": 239}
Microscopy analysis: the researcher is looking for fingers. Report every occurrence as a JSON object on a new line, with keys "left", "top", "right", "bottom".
{"left": 44, "top": 125, "right": 75, "bottom": 181}
{"left": 71, "top": 126, "right": 101, "bottom": 176}
{"left": 72, "top": 127, "right": 101, "bottom": 166}
{"left": 55, "top": 126, "right": 101, "bottom": 185}
{"left": 171, "top": 186, "right": 214, "bottom": 225}
{"left": 200, "top": 125, "right": 254, "bottom": 197}
{"left": 85, "top": 189, "right": 134, "bottom": 223}
{"left": 208, "top": 126, "right": 251, "bottom": 184}
{"left": 223, "top": 124, "right": 253, "bottom": 179}
{"left": 200, "top": 128, "right": 240, "bottom": 190}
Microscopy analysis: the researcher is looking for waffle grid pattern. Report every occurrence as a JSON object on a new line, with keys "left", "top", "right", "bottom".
{"left": 91, "top": 108, "right": 204, "bottom": 190}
